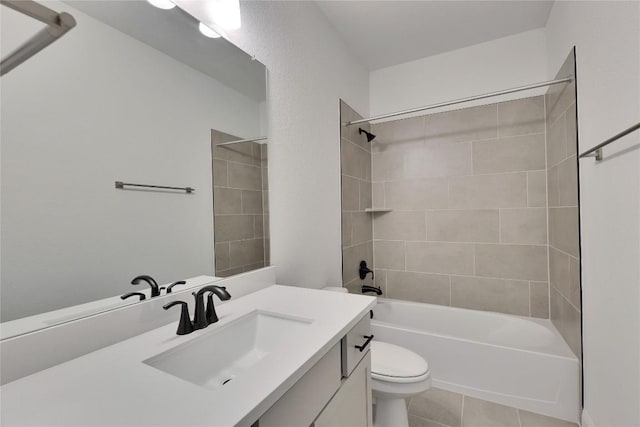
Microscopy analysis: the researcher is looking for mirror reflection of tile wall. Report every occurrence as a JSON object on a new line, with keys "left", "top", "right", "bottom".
{"left": 212, "top": 131, "right": 269, "bottom": 277}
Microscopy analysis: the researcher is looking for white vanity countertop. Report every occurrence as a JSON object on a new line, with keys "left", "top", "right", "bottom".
{"left": 0, "top": 285, "right": 376, "bottom": 426}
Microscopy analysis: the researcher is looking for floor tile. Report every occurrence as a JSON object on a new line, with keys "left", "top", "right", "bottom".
{"left": 518, "top": 409, "right": 578, "bottom": 427}
{"left": 410, "top": 415, "right": 452, "bottom": 427}
{"left": 409, "top": 388, "right": 463, "bottom": 427}
{"left": 405, "top": 388, "right": 576, "bottom": 427}
{"left": 461, "top": 396, "right": 520, "bottom": 427}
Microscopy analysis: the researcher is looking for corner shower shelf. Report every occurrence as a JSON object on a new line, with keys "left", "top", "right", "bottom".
{"left": 364, "top": 208, "right": 392, "bottom": 213}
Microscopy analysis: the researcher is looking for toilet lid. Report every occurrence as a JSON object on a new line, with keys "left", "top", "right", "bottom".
{"left": 371, "top": 341, "right": 430, "bottom": 383}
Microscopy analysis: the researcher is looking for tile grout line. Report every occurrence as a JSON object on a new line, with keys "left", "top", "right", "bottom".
{"left": 546, "top": 97, "right": 576, "bottom": 130}
{"left": 472, "top": 244, "right": 477, "bottom": 276}
{"left": 424, "top": 210, "right": 429, "bottom": 241}
{"left": 214, "top": 185, "right": 265, "bottom": 192}
{"left": 375, "top": 269, "right": 540, "bottom": 287}
{"left": 517, "top": 407, "right": 523, "bottom": 427}
{"left": 404, "top": 241, "right": 408, "bottom": 272}
{"left": 543, "top": 92, "right": 552, "bottom": 321}
{"left": 460, "top": 394, "right": 465, "bottom": 427}
{"left": 526, "top": 172, "right": 529, "bottom": 207}
{"left": 366, "top": 237, "right": 548, "bottom": 247}
{"left": 350, "top": 207, "right": 549, "bottom": 212}
{"left": 496, "top": 102, "right": 501, "bottom": 139}
{"left": 470, "top": 137, "right": 475, "bottom": 176}
{"left": 549, "top": 244, "right": 580, "bottom": 262}
{"left": 213, "top": 157, "right": 263, "bottom": 170}
{"left": 342, "top": 135, "right": 372, "bottom": 156}
{"left": 370, "top": 168, "right": 547, "bottom": 185}
{"left": 528, "top": 281, "right": 532, "bottom": 317}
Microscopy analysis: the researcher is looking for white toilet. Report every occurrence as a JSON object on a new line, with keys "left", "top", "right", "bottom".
{"left": 370, "top": 341, "right": 431, "bottom": 427}
{"left": 321, "top": 287, "right": 431, "bottom": 427}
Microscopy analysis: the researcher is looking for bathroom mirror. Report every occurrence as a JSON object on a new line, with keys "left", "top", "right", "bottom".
{"left": 0, "top": 0, "right": 268, "bottom": 338}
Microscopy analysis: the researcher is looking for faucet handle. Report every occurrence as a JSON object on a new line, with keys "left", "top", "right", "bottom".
{"left": 166, "top": 280, "right": 186, "bottom": 294}
{"left": 359, "top": 261, "right": 374, "bottom": 280}
{"left": 191, "top": 292, "right": 208, "bottom": 330}
{"left": 121, "top": 292, "right": 146, "bottom": 301}
{"left": 163, "top": 301, "right": 194, "bottom": 335}
{"left": 205, "top": 292, "right": 219, "bottom": 325}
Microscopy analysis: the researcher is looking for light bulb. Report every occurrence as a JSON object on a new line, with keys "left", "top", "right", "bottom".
{"left": 146, "top": 0, "right": 176, "bottom": 10}
{"left": 198, "top": 22, "right": 221, "bottom": 38}
{"left": 206, "top": 0, "right": 241, "bottom": 30}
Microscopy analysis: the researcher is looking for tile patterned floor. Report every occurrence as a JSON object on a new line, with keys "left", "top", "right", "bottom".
{"left": 406, "top": 388, "right": 578, "bottom": 427}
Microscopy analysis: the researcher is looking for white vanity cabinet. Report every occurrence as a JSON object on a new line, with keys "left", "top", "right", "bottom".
{"left": 314, "top": 351, "right": 372, "bottom": 427}
{"left": 257, "top": 313, "right": 373, "bottom": 427}
{"left": 0, "top": 286, "right": 377, "bottom": 427}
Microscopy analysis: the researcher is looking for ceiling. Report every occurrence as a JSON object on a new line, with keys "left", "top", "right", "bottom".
{"left": 66, "top": 1, "right": 266, "bottom": 102}
{"left": 316, "top": 1, "right": 554, "bottom": 70}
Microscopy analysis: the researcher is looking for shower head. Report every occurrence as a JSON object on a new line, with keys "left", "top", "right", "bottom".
{"left": 358, "top": 128, "right": 376, "bottom": 143}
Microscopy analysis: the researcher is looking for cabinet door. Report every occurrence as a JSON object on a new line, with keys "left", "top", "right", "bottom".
{"left": 314, "top": 351, "right": 372, "bottom": 427}
{"left": 259, "top": 344, "right": 341, "bottom": 427}
{"left": 342, "top": 314, "right": 371, "bottom": 377}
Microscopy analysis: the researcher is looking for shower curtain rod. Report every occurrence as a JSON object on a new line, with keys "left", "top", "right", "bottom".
{"left": 346, "top": 76, "right": 573, "bottom": 126}
{"left": 215, "top": 136, "right": 267, "bottom": 146}
{"left": 0, "top": 0, "right": 76, "bottom": 77}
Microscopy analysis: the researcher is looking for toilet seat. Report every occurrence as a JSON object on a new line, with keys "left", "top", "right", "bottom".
{"left": 371, "top": 341, "right": 430, "bottom": 383}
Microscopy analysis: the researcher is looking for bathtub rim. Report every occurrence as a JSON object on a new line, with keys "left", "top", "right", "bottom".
{"left": 371, "top": 297, "right": 578, "bottom": 361}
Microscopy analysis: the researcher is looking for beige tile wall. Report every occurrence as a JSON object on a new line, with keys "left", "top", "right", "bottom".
{"left": 369, "top": 96, "right": 550, "bottom": 318}
{"left": 546, "top": 52, "right": 581, "bottom": 357}
{"left": 212, "top": 130, "right": 269, "bottom": 277}
{"left": 340, "top": 100, "right": 374, "bottom": 294}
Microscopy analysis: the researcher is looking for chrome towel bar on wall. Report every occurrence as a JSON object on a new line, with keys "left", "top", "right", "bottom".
{"left": 580, "top": 122, "right": 640, "bottom": 161}
{"left": 115, "top": 181, "right": 195, "bottom": 194}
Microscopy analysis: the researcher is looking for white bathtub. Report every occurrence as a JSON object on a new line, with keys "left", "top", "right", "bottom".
{"left": 371, "top": 298, "right": 580, "bottom": 423}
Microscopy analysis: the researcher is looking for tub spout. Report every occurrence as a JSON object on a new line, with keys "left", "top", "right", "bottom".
{"left": 362, "top": 285, "right": 382, "bottom": 296}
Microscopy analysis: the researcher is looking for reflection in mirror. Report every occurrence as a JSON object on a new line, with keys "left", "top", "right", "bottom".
{"left": 212, "top": 132, "right": 270, "bottom": 277}
{"left": 0, "top": 0, "right": 267, "bottom": 338}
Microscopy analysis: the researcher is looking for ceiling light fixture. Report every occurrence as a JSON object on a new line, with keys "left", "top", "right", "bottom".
{"left": 146, "top": 0, "right": 176, "bottom": 10}
{"left": 205, "top": 0, "right": 241, "bottom": 30}
{"left": 198, "top": 22, "right": 221, "bottom": 38}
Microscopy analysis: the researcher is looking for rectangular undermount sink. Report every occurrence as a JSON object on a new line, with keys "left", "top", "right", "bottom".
{"left": 144, "top": 310, "right": 312, "bottom": 391}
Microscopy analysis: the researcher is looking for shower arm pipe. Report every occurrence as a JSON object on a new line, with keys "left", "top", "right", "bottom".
{"left": 0, "top": 0, "right": 76, "bottom": 77}
{"left": 346, "top": 77, "right": 573, "bottom": 126}
{"left": 215, "top": 136, "right": 268, "bottom": 146}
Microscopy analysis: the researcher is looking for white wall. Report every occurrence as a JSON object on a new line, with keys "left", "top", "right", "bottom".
{"left": 369, "top": 29, "right": 548, "bottom": 118}
{"left": 1, "top": 2, "right": 261, "bottom": 321}
{"left": 545, "top": 2, "right": 640, "bottom": 426}
{"left": 176, "top": 1, "right": 370, "bottom": 289}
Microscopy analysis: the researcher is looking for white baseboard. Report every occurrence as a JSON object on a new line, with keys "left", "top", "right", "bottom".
{"left": 582, "top": 409, "right": 595, "bottom": 427}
